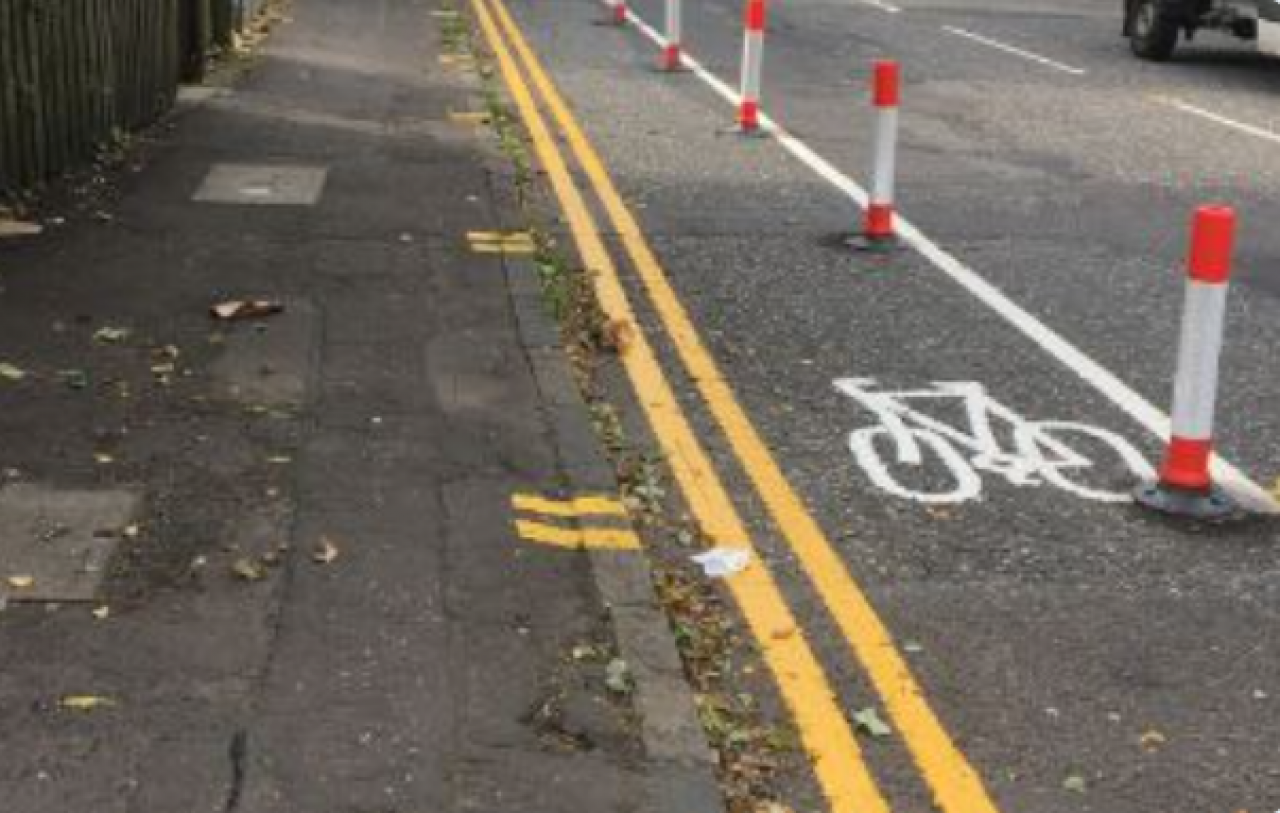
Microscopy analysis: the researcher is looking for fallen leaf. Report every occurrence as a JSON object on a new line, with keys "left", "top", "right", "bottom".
{"left": 0, "top": 219, "right": 43, "bottom": 238}
{"left": 1139, "top": 729, "right": 1167, "bottom": 751}
{"left": 0, "top": 362, "right": 27, "bottom": 381}
{"left": 6, "top": 575, "right": 35, "bottom": 590}
{"left": 852, "top": 707, "right": 892, "bottom": 738}
{"left": 231, "top": 557, "right": 268, "bottom": 582}
{"left": 59, "top": 695, "right": 117, "bottom": 711}
{"left": 210, "top": 299, "right": 284, "bottom": 321}
{"left": 605, "top": 658, "right": 632, "bottom": 695}
{"left": 570, "top": 644, "right": 599, "bottom": 661}
{"left": 602, "top": 319, "right": 636, "bottom": 356}
{"left": 1063, "top": 774, "right": 1087, "bottom": 793}
{"left": 93, "top": 326, "right": 131, "bottom": 344}
{"left": 312, "top": 537, "right": 340, "bottom": 564}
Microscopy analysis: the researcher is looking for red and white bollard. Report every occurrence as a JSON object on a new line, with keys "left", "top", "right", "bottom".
{"left": 661, "top": 0, "right": 683, "bottom": 70}
{"left": 852, "top": 60, "right": 900, "bottom": 249}
{"left": 604, "top": 0, "right": 627, "bottom": 25}
{"left": 737, "top": 0, "right": 766, "bottom": 132}
{"left": 1135, "top": 205, "right": 1238, "bottom": 519}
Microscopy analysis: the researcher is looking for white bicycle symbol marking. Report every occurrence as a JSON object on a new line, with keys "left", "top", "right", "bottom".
{"left": 835, "top": 378, "right": 1155, "bottom": 504}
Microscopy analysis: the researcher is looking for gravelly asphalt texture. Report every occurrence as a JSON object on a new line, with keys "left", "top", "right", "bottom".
{"left": 504, "top": 0, "right": 1280, "bottom": 809}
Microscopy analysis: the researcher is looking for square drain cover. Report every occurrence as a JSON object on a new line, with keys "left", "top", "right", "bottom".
{"left": 194, "top": 163, "right": 328, "bottom": 206}
{"left": 0, "top": 485, "right": 139, "bottom": 602}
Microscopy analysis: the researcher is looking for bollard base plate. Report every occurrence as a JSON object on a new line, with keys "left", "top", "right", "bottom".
{"left": 721, "top": 124, "right": 769, "bottom": 138}
{"left": 845, "top": 234, "right": 901, "bottom": 254}
{"left": 1133, "top": 480, "right": 1238, "bottom": 521}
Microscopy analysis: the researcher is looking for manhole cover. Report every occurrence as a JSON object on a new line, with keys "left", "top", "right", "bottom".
{"left": 193, "top": 163, "right": 329, "bottom": 206}
{"left": 0, "top": 485, "right": 139, "bottom": 602}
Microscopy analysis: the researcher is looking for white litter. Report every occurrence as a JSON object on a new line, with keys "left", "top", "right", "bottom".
{"left": 691, "top": 547, "right": 751, "bottom": 578}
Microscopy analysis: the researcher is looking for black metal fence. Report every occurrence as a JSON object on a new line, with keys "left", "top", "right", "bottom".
{"left": 0, "top": 0, "right": 255, "bottom": 194}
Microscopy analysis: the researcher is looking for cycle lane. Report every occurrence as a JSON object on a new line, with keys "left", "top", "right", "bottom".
{"left": 614, "top": 0, "right": 1280, "bottom": 491}
{"left": 501, "top": 0, "right": 1280, "bottom": 809}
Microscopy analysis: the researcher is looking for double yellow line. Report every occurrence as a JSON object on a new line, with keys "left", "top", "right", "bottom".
{"left": 469, "top": 1, "right": 1002, "bottom": 810}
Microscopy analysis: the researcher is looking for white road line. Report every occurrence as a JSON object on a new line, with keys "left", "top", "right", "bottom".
{"left": 855, "top": 0, "right": 903, "bottom": 14}
{"left": 624, "top": 11, "right": 1275, "bottom": 512}
{"left": 942, "top": 26, "right": 1086, "bottom": 75}
{"left": 1162, "top": 97, "right": 1280, "bottom": 146}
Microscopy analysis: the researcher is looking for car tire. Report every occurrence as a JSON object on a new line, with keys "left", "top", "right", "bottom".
{"left": 1130, "top": 0, "right": 1180, "bottom": 61}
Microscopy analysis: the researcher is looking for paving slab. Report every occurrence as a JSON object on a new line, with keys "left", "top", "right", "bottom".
{"left": 0, "top": 485, "right": 139, "bottom": 603}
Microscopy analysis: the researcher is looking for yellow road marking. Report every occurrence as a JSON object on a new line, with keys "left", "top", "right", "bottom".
{"left": 469, "top": 1, "right": 892, "bottom": 811}
{"left": 466, "top": 230, "right": 536, "bottom": 255}
{"left": 485, "top": 2, "right": 1001, "bottom": 811}
{"left": 512, "top": 493, "right": 629, "bottom": 518}
{"left": 469, "top": 243, "right": 534, "bottom": 255}
{"left": 515, "top": 519, "right": 641, "bottom": 550}
{"left": 449, "top": 110, "right": 493, "bottom": 125}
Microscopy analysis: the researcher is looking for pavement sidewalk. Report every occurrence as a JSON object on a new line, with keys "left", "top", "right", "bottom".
{"left": 0, "top": 1, "right": 718, "bottom": 811}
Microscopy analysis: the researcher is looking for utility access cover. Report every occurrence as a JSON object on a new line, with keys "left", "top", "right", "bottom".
{"left": 194, "top": 163, "right": 329, "bottom": 205}
{"left": 0, "top": 485, "right": 139, "bottom": 602}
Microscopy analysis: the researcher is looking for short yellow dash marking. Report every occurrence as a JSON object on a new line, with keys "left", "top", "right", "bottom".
{"left": 449, "top": 110, "right": 493, "bottom": 126}
{"left": 438, "top": 54, "right": 476, "bottom": 67}
{"left": 515, "top": 519, "right": 641, "bottom": 551}
{"left": 466, "top": 230, "right": 536, "bottom": 255}
{"left": 512, "top": 493, "right": 628, "bottom": 518}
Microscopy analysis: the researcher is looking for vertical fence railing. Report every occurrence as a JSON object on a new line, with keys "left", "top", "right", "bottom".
{"left": 0, "top": 0, "right": 254, "bottom": 195}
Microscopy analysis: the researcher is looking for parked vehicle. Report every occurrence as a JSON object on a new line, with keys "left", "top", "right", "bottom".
{"left": 1124, "top": 0, "right": 1280, "bottom": 60}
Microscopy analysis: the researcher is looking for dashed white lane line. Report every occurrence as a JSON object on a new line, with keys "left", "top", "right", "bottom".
{"left": 942, "top": 26, "right": 1086, "bottom": 75}
{"left": 855, "top": 0, "right": 903, "bottom": 14}
{"left": 1162, "top": 97, "right": 1280, "bottom": 146}
{"left": 625, "top": 11, "right": 1275, "bottom": 513}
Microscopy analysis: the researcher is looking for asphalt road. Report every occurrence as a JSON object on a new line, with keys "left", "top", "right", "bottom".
{"left": 497, "top": 0, "right": 1280, "bottom": 810}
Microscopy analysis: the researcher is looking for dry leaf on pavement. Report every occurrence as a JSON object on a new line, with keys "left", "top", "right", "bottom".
{"left": 231, "top": 557, "right": 268, "bottom": 582}
{"left": 211, "top": 300, "right": 285, "bottom": 321}
{"left": 1139, "top": 729, "right": 1167, "bottom": 751}
{"left": 59, "top": 695, "right": 117, "bottom": 711}
{"left": 0, "top": 363, "right": 27, "bottom": 381}
{"left": 602, "top": 318, "right": 635, "bottom": 356}
{"left": 312, "top": 537, "right": 340, "bottom": 564}
{"left": 0, "top": 219, "right": 42, "bottom": 238}
{"left": 93, "top": 326, "right": 131, "bottom": 344}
